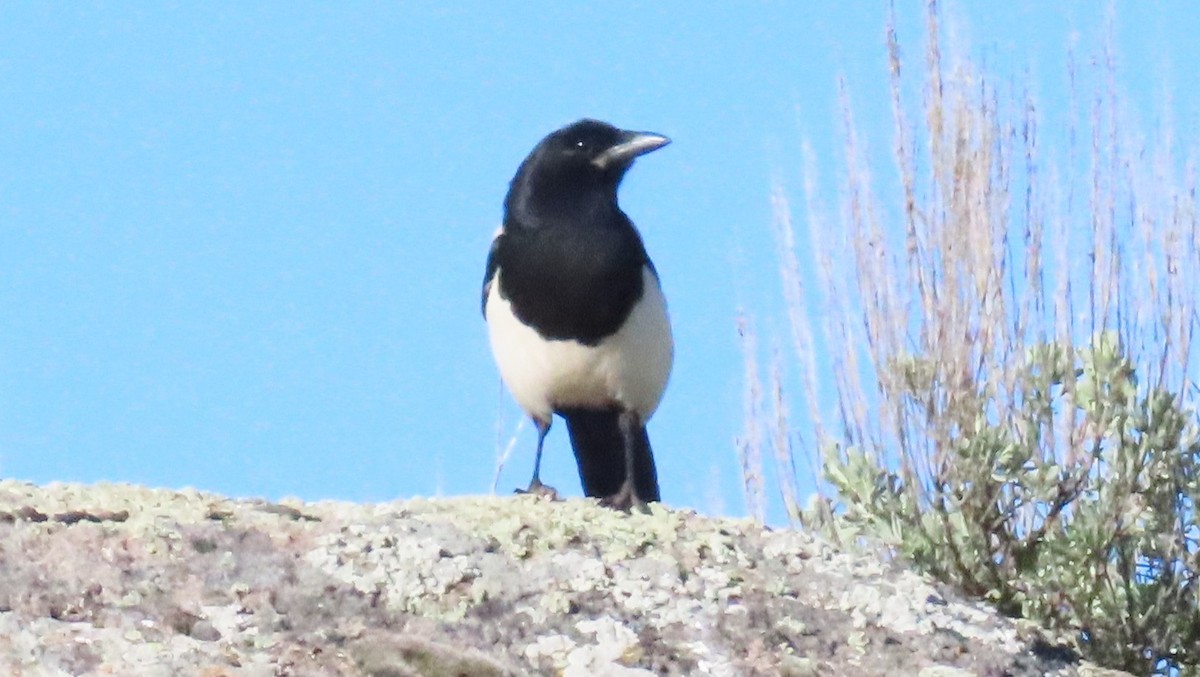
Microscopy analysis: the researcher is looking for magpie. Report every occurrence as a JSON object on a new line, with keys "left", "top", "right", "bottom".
{"left": 482, "top": 119, "right": 673, "bottom": 510}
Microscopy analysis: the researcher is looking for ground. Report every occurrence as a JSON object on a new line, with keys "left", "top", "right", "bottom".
{"left": 0, "top": 481, "right": 1125, "bottom": 676}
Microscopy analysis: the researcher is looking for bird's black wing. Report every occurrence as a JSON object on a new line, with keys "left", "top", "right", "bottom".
{"left": 481, "top": 231, "right": 503, "bottom": 317}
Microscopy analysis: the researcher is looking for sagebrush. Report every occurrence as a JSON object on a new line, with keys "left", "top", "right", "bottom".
{"left": 744, "top": 2, "right": 1200, "bottom": 674}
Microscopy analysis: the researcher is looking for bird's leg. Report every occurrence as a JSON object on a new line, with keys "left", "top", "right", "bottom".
{"left": 600, "top": 411, "right": 647, "bottom": 513}
{"left": 517, "top": 416, "right": 559, "bottom": 499}
{"left": 529, "top": 416, "right": 551, "bottom": 489}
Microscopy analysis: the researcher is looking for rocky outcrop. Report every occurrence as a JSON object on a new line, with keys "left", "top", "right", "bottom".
{"left": 0, "top": 481, "right": 1117, "bottom": 675}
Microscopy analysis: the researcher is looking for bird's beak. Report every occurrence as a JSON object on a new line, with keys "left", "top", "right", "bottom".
{"left": 592, "top": 131, "right": 671, "bottom": 170}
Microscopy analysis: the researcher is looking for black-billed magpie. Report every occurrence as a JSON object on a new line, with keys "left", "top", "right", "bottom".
{"left": 482, "top": 119, "right": 673, "bottom": 510}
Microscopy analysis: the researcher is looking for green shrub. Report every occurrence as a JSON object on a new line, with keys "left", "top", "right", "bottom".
{"left": 815, "top": 333, "right": 1200, "bottom": 672}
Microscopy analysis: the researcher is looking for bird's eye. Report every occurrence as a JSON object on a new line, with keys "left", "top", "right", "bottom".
{"left": 574, "top": 139, "right": 587, "bottom": 149}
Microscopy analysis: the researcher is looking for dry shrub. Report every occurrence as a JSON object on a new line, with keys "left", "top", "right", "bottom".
{"left": 749, "top": 1, "right": 1200, "bottom": 673}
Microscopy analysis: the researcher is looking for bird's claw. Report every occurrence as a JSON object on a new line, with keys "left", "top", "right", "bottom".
{"left": 599, "top": 483, "right": 650, "bottom": 513}
{"left": 515, "top": 479, "right": 560, "bottom": 501}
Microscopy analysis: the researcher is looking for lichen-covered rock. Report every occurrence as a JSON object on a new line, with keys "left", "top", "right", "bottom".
{"left": 0, "top": 481, "right": 1122, "bottom": 675}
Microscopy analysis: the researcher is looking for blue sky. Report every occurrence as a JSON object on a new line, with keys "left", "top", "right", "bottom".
{"left": 2, "top": 2, "right": 1196, "bottom": 518}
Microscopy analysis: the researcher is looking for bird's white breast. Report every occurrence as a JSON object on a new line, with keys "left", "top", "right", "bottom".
{"left": 485, "top": 266, "right": 673, "bottom": 423}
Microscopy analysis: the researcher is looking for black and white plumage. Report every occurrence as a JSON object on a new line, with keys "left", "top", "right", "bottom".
{"left": 482, "top": 119, "right": 673, "bottom": 510}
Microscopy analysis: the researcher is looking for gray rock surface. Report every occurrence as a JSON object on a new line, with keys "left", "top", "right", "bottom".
{"left": 0, "top": 481, "right": 1121, "bottom": 676}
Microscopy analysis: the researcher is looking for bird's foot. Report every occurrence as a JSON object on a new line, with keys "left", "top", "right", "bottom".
{"left": 599, "top": 483, "right": 650, "bottom": 513}
{"left": 515, "top": 478, "right": 560, "bottom": 501}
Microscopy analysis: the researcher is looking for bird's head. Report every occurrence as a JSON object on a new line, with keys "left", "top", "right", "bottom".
{"left": 544, "top": 119, "right": 670, "bottom": 176}
{"left": 506, "top": 119, "right": 670, "bottom": 221}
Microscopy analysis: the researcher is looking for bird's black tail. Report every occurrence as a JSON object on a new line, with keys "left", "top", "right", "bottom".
{"left": 562, "top": 408, "right": 660, "bottom": 502}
